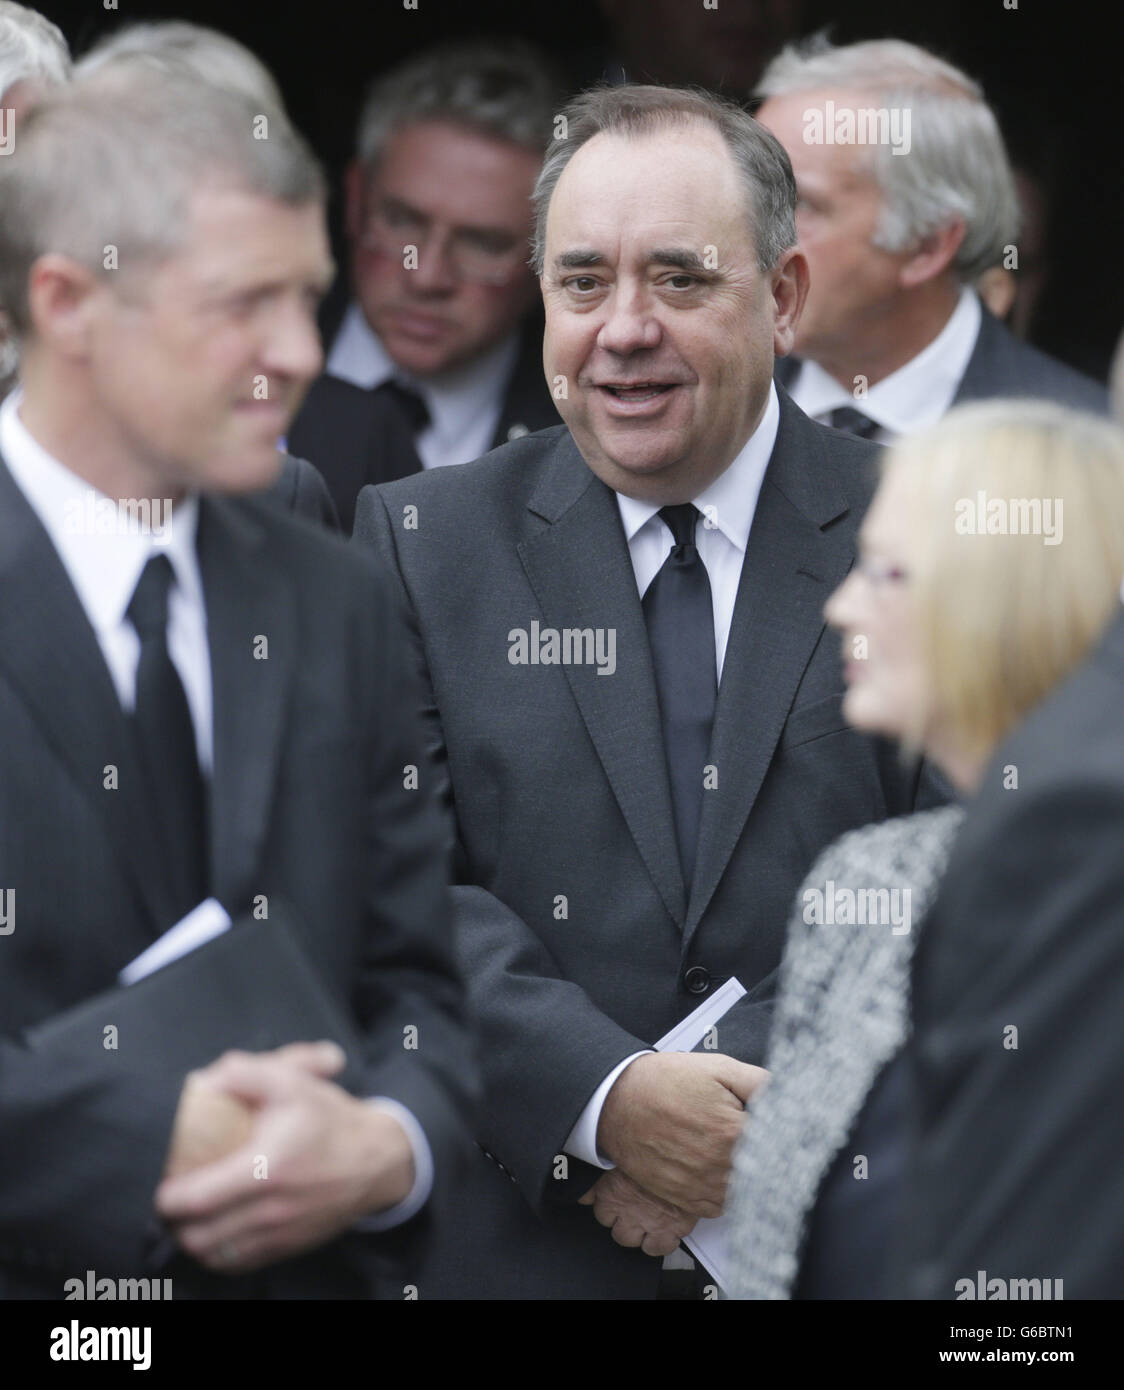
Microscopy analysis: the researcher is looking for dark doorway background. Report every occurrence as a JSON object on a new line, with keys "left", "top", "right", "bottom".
{"left": 31, "top": 0, "right": 1122, "bottom": 378}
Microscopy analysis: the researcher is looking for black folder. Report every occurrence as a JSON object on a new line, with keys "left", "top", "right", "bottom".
{"left": 25, "top": 906, "right": 368, "bottom": 1093}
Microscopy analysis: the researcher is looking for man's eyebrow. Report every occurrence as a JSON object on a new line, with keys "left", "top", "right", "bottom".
{"left": 552, "top": 247, "right": 711, "bottom": 272}
{"left": 554, "top": 249, "right": 606, "bottom": 269}
{"left": 646, "top": 247, "right": 708, "bottom": 272}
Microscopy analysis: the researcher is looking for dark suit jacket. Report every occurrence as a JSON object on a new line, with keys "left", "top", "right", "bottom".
{"left": 894, "top": 605, "right": 1124, "bottom": 1300}
{"left": 775, "top": 305, "right": 1109, "bottom": 415}
{"left": 288, "top": 308, "right": 559, "bottom": 533}
{"left": 0, "top": 452, "right": 477, "bottom": 1299}
{"left": 353, "top": 389, "right": 944, "bottom": 1298}
{"left": 261, "top": 452, "right": 340, "bottom": 529}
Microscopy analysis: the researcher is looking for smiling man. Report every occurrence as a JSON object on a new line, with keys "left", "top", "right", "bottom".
{"left": 354, "top": 83, "right": 945, "bottom": 1299}
{"left": 0, "top": 65, "right": 475, "bottom": 1299}
{"left": 288, "top": 41, "right": 562, "bottom": 530}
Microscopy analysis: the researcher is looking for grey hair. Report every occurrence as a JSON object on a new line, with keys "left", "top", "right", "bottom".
{"left": 531, "top": 84, "right": 797, "bottom": 276}
{"left": 755, "top": 35, "right": 1020, "bottom": 280}
{"left": 75, "top": 21, "right": 285, "bottom": 113}
{"left": 355, "top": 38, "right": 560, "bottom": 168}
{"left": 0, "top": 1, "right": 70, "bottom": 99}
{"left": 0, "top": 65, "right": 325, "bottom": 336}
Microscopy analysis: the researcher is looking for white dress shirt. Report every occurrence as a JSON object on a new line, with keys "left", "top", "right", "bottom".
{"left": 0, "top": 390, "right": 213, "bottom": 764}
{"left": 326, "top": 301, "right": 522, "bottom": 468}
{"left": 563, "top": 384, "right": 781, "bottom": 1169}
{"left": 0, "top": 389, "right": 430, "bottom": 1230}
{"left": 788, "top": 287, "right": 983, "bottom": 440}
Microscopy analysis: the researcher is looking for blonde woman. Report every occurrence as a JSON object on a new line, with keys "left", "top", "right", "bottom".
{"left": 726, "top": 399, "right": 1124, "bottom": 1299}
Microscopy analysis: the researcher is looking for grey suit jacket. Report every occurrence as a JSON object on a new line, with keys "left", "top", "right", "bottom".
{"left": 775, "top": 305, "right": 1108, "bottom": 416}
{"left": 353, "top": 389, "right": 944, "bottom": 1298}
{"left": 0, "top": 454, "right": 477, "bottom": 1299}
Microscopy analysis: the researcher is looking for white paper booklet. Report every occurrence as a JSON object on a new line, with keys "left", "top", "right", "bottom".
{"left": 654, "top": 975, "right": 748, "bottom": 1293}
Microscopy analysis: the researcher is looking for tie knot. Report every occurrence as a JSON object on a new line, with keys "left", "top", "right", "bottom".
{"left": 828, "top": 405, "right": 880, "bottom": 440}
{"left": 659, "top": 503, "right": 700, "bottom": 551}
{"left": 127, "top": 553, "right": 175, "bottom": 640}
{"left": 374, "top": 378, "right": 431, "bottom": 433}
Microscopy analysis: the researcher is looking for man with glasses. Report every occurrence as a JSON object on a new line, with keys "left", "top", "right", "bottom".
{"left": 288, "top": 41, "right": 562, "bottom": 531}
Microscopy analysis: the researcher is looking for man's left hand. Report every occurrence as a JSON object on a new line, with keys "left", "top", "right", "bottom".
{"left": 154, "top": 1050, "right": 415, "bottom": 1273}
{"left": 579, "top": 1168, "right": 697, "bottom": 1256}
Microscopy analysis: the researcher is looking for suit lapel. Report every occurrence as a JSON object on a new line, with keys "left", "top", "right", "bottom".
{"left": 517, "top": 434, "right": 686, "bottom": 926}
{"left": 0, "top": 453, "right": 176, "bottom": 941}
{"left": 684, "top": 394, "right": 861, "bottom": 944}
{"left": 196, "top": 495, "right": 298, "bottom": 913}
{"left": 951, "top": 307, "right": 1009, "bottom": 404}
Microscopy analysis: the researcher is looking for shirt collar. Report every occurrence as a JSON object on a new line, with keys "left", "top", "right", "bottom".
{"left": 325, "top": 300, "right": 520, "bottom": 442}
{"left": 0, "top": 388, "right": 202, "bottom": 637}
{"left": 793, "top": 287, "right": 983, "bottom": 433}
{"left": 616, "top": 381, "right": 780, "bottom": 551}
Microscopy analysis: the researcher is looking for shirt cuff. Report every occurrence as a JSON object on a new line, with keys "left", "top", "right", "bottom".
{"left": 353, "top": 1097, "right": 434, "bottom": 1231}
{"left": 562, "top": 1051, "right": 654, "bottom": 1169}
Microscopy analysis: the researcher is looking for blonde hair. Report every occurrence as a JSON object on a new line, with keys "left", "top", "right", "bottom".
{"left": 888, "top": 400, "right": 1124, "bottom": 763}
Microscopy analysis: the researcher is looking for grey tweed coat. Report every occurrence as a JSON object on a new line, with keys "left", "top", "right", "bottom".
{"left": 726, "top": 805, "right": 965, "bottom": 1299}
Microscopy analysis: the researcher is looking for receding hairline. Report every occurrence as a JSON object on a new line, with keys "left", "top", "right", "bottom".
{"left": 541, "top": 117, "right": 759, "bottom": 265}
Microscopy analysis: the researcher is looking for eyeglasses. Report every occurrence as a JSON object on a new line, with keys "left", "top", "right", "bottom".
{"left": 359, "top": 206, "right": 529, "bottom": 287}
{"left": 853, "top": 554, "right": 910, "bottom": 588}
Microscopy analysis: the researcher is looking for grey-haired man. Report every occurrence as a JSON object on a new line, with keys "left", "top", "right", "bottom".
{"left": 756, "top": 37, "right": 1106, "bottom": 439}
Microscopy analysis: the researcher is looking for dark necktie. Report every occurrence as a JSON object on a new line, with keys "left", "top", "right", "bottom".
{"left": 371, "top": 378, "right": 431, "bottom": 479}
{"left": 827, "top": 405, "right": 881, "bottom": 439}
{"left": 127, "top": 554, "right": 207, "bottom": 926}
{"left": 641, "top": 504, "right": 718, "bottom": 889}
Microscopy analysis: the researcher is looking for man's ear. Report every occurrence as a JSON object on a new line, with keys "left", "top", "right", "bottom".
{"left": 343, "top": 159, "right": 369, "bottom": 243}
{"left": 899, "top": 219, "right": 966, "bottom": 290}
{"left": 26, "top": 253, "right": 103, "bottom": 359}
{"left": 772, "top": 245, "right": 810, "bottom": 358}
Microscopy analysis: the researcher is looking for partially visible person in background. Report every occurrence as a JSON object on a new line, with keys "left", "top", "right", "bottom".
{"left": 590, "top": 0, "right": 803, "bottom": 93}
{"left": 0, "top": 1, "right": 70, "bottom": 401}
{"left": 754, "top": 37, "right": 1107, "bottom": 441}
{"left": 288, "top": 40, "right": 562, "bottom": 532}
{"left": 727, "top": 400, "right": 1124, "bottom": 1298}
{"left": 68, "top": 20, "right": 339, "bottom": 527}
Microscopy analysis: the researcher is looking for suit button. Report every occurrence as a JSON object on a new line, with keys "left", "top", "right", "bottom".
{"left": 683, "top": 966, "right": 710, "bottom": 995}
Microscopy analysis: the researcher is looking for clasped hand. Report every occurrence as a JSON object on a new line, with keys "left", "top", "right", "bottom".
{"left": 580, "top": 1052, "right": 768, "bottom": 1255}
{"left": 155, "top": 1041, "right": 414, "bottom": 1274}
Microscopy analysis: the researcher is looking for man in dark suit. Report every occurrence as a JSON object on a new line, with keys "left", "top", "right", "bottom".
{"left": 354, "top": 83, "right": 943, "bottom": 1299}
{"left": 0, "top": 66, "right": 475, "bottom": 1298}
{"left": 755, "top": 37, "right": 1106, "bottom": 439}
{"left": 895, "top": 599, "right": 1124, "bottom": 1300}
{"left": 287, "top": 41, "right": 562, "bottom": 532}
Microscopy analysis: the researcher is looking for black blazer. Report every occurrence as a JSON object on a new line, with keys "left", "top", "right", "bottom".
{"left": 775, "top": 305, "right": 1109, "bottom": 415}
{"left": 353, "top": 389, "right": 944, "bottom": 1298}
{"left": 894, "top": 605, "right": 1124, "bottom": 1300}
{"left": 288, "top": 308, "right": 560, "bottom": 533}
{"left": 262, "top": 452, "right": 339, "bottom": 529}
{"left": 0, "top": 454, "right": 477, "bottom": 1299}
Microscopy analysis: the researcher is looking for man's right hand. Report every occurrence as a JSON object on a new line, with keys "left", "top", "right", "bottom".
{"left": 595, "top": 1052, "right": 768, "bottom": 1218}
